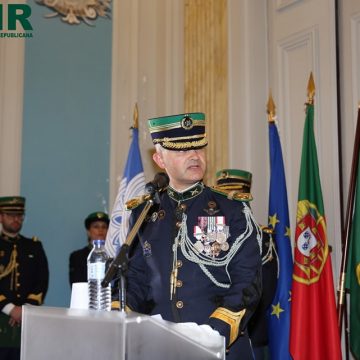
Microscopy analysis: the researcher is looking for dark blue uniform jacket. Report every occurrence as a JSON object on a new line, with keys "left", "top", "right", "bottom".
{"left": 126, "top": 184, "right": 262, "bottom": 359}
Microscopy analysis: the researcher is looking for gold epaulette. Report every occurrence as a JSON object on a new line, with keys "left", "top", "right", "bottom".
{"left": 211, "top": 186, "right": 253, "bottom": 202}
{"left": 32, "top": 236, "right": 40, "bottom": 242}
{"left": 125, "top": 190, "right": 167, "bottom": 210}
{"left": 210, "top": 307, "right": 246, "bottom": 346}
{"left": 125, "top": 196, "right": 147, "bottom": 210}
{"left": 260, "top": 226, "right": 274, "bottom": 234}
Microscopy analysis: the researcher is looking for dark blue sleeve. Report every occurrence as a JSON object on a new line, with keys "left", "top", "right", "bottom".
{"left": 125, "top": 211, "right": 152, "bottom": 314}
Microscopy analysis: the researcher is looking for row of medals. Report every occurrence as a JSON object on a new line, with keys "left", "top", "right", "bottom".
{"left": 194, "top": 227, "right": 230, "bottom": 257}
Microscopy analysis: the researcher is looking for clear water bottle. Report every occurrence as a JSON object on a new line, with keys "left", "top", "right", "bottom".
{"left": 87, "top": 239, "right": 111, "bottom": 311}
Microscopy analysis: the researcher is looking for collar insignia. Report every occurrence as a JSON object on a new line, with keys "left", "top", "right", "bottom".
{"left": 167, "top": 182, "right": 204, "bottom": 203}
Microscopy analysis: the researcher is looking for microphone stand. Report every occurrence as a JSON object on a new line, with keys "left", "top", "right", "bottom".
{"left": 102, "top": 191, "right": 160, "bottom": 312}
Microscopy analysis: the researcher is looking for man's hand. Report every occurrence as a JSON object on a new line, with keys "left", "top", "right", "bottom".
{"left": 9, "top": 305, "right": 22, "bottom": 327}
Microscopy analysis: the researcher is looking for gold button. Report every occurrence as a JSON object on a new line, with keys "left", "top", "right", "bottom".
{"left": 16, "top": 283, "right": 20, "bottom": 287}
{"left": 176, "top": 221, "right": 182, "bottom": 228}
{"left": 180, "top": 204, "right": 187, "bottom": 211}
{"left": 176, "top": 301, "right": 183, "bottom": 309}
{"left": 176, "top": 260, "right": 182, "bottom": 268}
{"left": 176, "top": 280, "right": 183, "bottom": 288}
{"left": 158, "top": 210, "right": 165, "bottom": 219}
{"left": 17, "top": 294, "right": 21, "bottom": 298}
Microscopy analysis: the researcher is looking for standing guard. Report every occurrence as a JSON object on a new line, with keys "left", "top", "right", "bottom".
{"left": 0, "top": 196, "right": 49, "bottom": 360}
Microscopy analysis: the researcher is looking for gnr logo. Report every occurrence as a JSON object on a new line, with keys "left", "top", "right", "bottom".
{"left": 0, "top": 4, "right": 33, "bottom": 31}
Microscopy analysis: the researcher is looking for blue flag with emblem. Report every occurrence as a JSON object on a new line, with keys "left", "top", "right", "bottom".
{"left": 105, "top": 126, "right": 145, "bottom": 258}
{"left": 266, "top": 118, "right": 293, "bottom": 359}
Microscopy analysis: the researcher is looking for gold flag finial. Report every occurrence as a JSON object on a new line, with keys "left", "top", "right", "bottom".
{"left": 133, "top": 103, "right": 139, "bottom": 129}
{"left": 267, "top": 91, "right": 276, "bottom": 123}
{"left": 307, "top": 72, "right": 315, "bottom": 104}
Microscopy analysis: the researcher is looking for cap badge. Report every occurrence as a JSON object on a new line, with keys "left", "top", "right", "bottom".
{"left": 181, "top": 116, "right": 194, "bottom": 130}
{"left": 221, "top": 171, "right": 229, "bottom": 179}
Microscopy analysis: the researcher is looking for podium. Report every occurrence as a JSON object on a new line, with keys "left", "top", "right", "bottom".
{"left": 21, "top": 305, "right": 225, "bottom": 360}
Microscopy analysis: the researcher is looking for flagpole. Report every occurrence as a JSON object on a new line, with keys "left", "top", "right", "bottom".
{"left": 307, "top": 72, "right": 315, "bottom": 105}
{"left": 337, "top": 104, "right": 360, "bottom": 335}
{"left": 267, "top": 90, "right": 276, "bottom": 123}
{"left": 133, "top": 103, "right": 139, "bottom": 129}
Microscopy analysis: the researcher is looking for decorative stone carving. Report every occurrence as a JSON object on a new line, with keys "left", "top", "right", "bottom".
{"left": 36, "top": 0, "right": 111, "bottom": 25}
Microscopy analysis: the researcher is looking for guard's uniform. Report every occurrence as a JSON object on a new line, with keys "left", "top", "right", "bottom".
{"left": 126, "top": 182, "right": 262, "bottom": 359}
{"left": 0, "top": 233, "right": 49, "bottom": 349}
{"left": 69, "top": 245, "right": 91, "bottom": 286}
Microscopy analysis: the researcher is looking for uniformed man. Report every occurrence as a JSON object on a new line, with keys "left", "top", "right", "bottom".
{"left": 213, "top": 169, "right": 278, "bottom": 360}
{"left": 125, "top": 113, "right": 262, "bottom": 359}
{"left": 0, "top": 196, "right": 49, "bottom": 360}
{"left": 69, "top": 211, "right": 109, "bottom": 286}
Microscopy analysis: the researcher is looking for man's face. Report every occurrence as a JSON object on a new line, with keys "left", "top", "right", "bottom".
{"left": 153, "top": 147, "right": 206, "bottom": 190}
{"left": 87, "top": 221, "right": 108, "bottom": 241}
{"left": 0, "top": 212, "right": 24, "bottom": 236}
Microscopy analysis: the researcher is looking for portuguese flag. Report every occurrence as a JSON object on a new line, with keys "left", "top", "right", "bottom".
{"left": 289, "top": 102, "right": 341, "bottom": 360}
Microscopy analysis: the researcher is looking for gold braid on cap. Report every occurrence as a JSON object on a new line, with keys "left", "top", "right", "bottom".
{"left": 211, "top": 186, "right": 253, "bottom": 201}
{"left": 210, "top": 307, "right": 246, "bottom": 346}
{"left": 213, "top": 184, "right": 250, "bottom": 191}
{"left": 152, "top": 133, "right": 206, "bottom": 143}
{"left": 161, "top": 137, "right": 208, "bottom": 150}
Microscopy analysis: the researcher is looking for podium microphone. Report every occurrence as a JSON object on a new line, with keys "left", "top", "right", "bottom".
{"left": 102, "top": 172, "right": 170, "bottom": 289}
{"left": 125, "top": 173, "right": 169, "bottom": 210}
{"left": 145, "top": 172, "right": 169, "bottom": 194}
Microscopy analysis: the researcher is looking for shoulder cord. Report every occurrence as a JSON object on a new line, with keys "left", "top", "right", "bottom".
{"left": 261, "top": 236, "right": 280, "bottom": 278}
{"left": 0, "top": 247, "right": 17, "bottom": 284}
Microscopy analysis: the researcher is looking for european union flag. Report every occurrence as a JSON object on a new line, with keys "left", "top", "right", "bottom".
{"left": 267, "top": 120, "right": 293, "bottom": 360}
{"left": 105, "top": 126, "right": 145, "bottom": 258}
